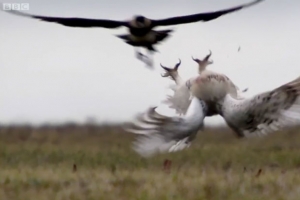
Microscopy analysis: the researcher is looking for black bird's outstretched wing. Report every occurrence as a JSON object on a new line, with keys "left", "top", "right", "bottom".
{"left": 151, "top": 0, "right": 264, "bottom": 27}
{"left": 5, "top": 10, "right": 127, "bottom": 28}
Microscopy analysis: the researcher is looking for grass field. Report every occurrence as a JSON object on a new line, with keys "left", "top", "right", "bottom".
{"left": 0, "top": 124, "right": 300, "bottom": 200}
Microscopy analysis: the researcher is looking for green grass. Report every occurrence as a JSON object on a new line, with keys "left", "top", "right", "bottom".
{"left": 0, "top": 124, "right": 300, "bottom": 200}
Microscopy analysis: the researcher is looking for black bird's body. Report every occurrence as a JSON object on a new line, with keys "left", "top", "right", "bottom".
{"left": 117, "top": 29, "right": 173, "bottom": 50}
{"left": 4, "top": 0, "right": 264, "bottom": 67}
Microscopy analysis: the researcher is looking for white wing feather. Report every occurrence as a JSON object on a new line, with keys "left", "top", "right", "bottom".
{"left": 125, "top": 97, "right": 207, "bottom": 157}
{"left": 162, "top": 82, "right": 192, "bottom": 115}
{"left": 222, "top": 76, "right": 300, "bottom": 137}
{"left": 162, "top": 75, "right": 248, "bottom": 115}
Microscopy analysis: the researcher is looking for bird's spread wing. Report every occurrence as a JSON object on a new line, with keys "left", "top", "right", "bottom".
{"left": 151, "top": 0, "right": 264, "bottom": 27}
{"left": 5, "top": 10, "right": 126, "bottom": 28}
{"left": 124, "top": 97, "right": 207, "bottom": 157}
{"left": 162, "top": 82, "right": 192, "bottom": 115}
{"left": 223, "top": 76, "right": 300, "bottom": 137}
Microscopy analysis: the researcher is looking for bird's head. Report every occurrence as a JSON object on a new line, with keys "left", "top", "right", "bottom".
{"left": 133, "top": 15, "right": 150, "bottom": 28}
{"left": 192, "top": 50, "right": 213, "bottom": 73}
{"left": 160, "top": 59, "right": 181, "bottom": 82}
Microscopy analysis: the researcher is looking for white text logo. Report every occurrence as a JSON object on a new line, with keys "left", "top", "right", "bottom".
{"left": 2, "top": 3, "right": 29, "bottom": 11}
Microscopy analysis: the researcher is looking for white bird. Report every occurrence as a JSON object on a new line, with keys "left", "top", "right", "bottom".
{"left": 188, "top": 71, "right": 300, "bottom": 137}
{"left": 125, "top": 51, "right": 248, "bottom": 157}
{"left": 126, "top": 65, "right": 300, "bottom": 157}
{"left": 159, "top": 59, "right": 192, "bottom": 116}
{"left": 160, "top": 59, "right": 184, "bottom": 85}
{"left": 125, "top": 97, "right": 209, "bottom": 157}
{"left": 191, "top": 50, "right": 249, "bottom": 99}
{"left": 191, "top": 50, "right": 214, "bottom": 74}
{"left": 125, "top": 57, "right": 210, "bottom": 157}
{"left": 161, "top": 50, "right": 248, "bottom": 116}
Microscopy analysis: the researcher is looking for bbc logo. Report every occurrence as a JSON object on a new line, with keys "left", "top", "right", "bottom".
{"left": 2, "top": 3, "right": 29, "bottom": 11}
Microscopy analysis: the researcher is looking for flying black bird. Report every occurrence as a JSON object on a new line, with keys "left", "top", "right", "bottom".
{"left": 3, "top": 0, "right": 264, "bottom": 67}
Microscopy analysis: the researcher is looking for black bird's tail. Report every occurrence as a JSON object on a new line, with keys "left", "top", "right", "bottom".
{"left": 116, "top": 34, "right": 130, "bottom": 41}
{"left": 115, "top": 29, "right": 173, "bottom": 51}
{"left": 154, "top": 29, "right": 173, "bottom": 44}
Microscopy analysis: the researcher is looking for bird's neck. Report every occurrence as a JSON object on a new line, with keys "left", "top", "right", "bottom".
{"left": 168, "top": 73, "right": 183, "bottom": 85}
{"left": 198, "top": 66, "right": 207, "bottom": 74}
{"left": 218, "top": 93, "right": 244, "bottom": 117}
{"left": 174, "top": 75, "right": 184, "bottom": 85}
{"left": 184, "top": 97, "right": 207, "bottom": 128}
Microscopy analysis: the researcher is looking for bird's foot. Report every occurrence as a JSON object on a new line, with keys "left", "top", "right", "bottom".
{"left": 135, "top": 51, "right": 154, "bottom": 69}
{"left": 135, "top": 50, "right": 145, "bottom": 60}
{"left": 144, "top": 57, "right": 154, "bottom": 69}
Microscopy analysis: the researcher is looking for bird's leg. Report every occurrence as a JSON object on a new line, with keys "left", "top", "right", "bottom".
{"left": 143, "top": 45, "right": 157, "bottom": 64}
{"left": 135, "top": 48, "right": 146, "bottom": 61}
{"left": 134, "top": 48, "right": 154, "bottom": 69}
{"left": 143, "top": 50, "right": 155, "bottom": 68}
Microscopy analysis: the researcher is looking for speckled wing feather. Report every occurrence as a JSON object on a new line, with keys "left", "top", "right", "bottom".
{"left": 223, "top": 76, "right": 300, "bottom": 137}
{"left": 124, "top": 97, "right": 207, "bottom": 157}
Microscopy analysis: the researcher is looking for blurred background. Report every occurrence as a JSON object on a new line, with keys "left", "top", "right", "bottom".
{"left": 1, "top": 2, "right": 300, "bottom": 199}
{"left": 1, "top": 0, "right": 299, "bottom": 127}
